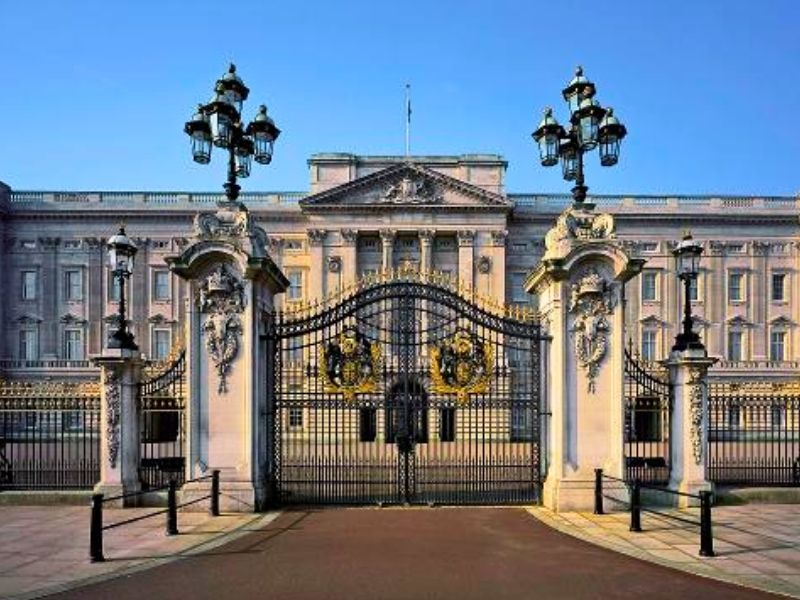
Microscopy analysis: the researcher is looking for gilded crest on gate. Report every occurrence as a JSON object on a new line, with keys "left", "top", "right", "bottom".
{"left": 319, "top": 327, "right": 382, "bottom": 401}
{"left": 430, "top": 328, "right": 493, "bottom": 402}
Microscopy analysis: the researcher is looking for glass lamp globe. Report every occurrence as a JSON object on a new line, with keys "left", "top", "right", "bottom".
{"left": 107, "top": 226, "right": 137, "bottom": 275}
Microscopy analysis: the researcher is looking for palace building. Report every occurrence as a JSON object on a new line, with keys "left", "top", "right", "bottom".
{"left": 1, "top": 152, "right": 798, "bottom": 381}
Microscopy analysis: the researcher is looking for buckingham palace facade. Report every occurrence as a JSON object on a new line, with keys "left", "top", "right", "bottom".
{"left": 0, "top": 152, "right": 798, "bottom": 381}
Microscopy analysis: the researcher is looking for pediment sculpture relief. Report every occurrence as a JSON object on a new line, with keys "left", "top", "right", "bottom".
{"left": 381, "top": 175, "right": 443, "bottom": 204}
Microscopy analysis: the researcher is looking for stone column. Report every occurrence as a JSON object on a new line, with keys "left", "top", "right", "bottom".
{"left": 419, "top": 230, "right": 435, "bottom": 274}
{"left": 167, "top": 205, "right": 288, "bottom": 512}
{"left": 527, "top": 203, "right": 644, "bottom": 512}
{"left": 490, "top": 230, "right": 507, "bottom": 301}
{"left": 40, "top": 237, "right": 60, "bottom": 358}
{"left": 380, "top": 229, "right": 395, "bottom": 272}
{"left": 307, "top": 229, "right": 327, "bottom": 302}
{"left": 92, "top": 349, "right": 143, "bottom": 506}
{"left": 340, "top": 229, "right": 358, "bottom": 286}
{"left": 457, "top": 230, "right": 475, "bottom": 289}
{"left": 664, "top": 348, "right": 717, "bottom": 506}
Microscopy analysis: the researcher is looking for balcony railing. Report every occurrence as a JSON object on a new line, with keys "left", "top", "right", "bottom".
{"left": 9, "top": 191, "right": 307, "bottom": 207}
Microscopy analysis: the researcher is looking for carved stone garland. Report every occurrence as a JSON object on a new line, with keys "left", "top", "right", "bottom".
{"left": 105, "top": 371, "right": 121, "bottom": 468}
{"left": 198, "top": 265, "right": 246, "bottom": 394}
{"left": 569, "top": 268, "right": 617, "bottom": 393}
{"left": 688, "top": 366, "right": 705, "bottom": 465}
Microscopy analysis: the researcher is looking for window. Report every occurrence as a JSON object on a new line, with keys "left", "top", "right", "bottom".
{"left": 727, "top": 331, "right": 743, "bottom": 362}
{"left": 510, "top": 273, "right": 527, "bottom": 303}
{"left": 65, "top": 269, "right": 83, "bottom": 301}
{"left": 439, "top": 408, "right": 456, "bottom": 442}
{"left": 360, "top": 408, "right": 377, "bottom": 442}
{"left": 152, "top": 329, "right": 171, "bottom": 360}
{"left": 288, "top": 407, "right": 303, "bottom": 428}
{"left": 286, "top": 344, "right": 303, "bottom": 364}
{"left": 632, "top": 397, "right": 663, "bottom": 442}
{"left": 728, "top": 272, "right": 744, "bottom": 302}
{"left": 64, "top": 329, "right": 84, "bottom": 360}
{"left": 510, "top": 404, "right": 533, "bottom": 441}
{"left": 153, "top": 270, "right": 170, "bottom": 301}
{"left": 21, "top": 271, "right": 37, "bottom": 300}
{"left": 688, "top": 276, "right": 699, "bottom": 302}
{"left": 19, "top": 329, "right": 38, "bottom": 360}
{"left": 287, "top": 270, "right": 303, "bottom": 301}
{"left": 771, "top": 406, "right": 784, "bottom": 428}
{"left": 770, "top": 331, "right": 786, "bottom": 362}
{"left": 21, "top": 240, "right": 36, "bottom": 250}
{"left": 640, "top": 242, "right": 658, "bottom": 253}
{"left": 727, "top": 243, "right": 745, "bottom": 254}
{"left": 108, "top": 272, "right": 121, "bottom": 302}
{"left": 284, "top": 239, "right": 303, "bottom": 251}
{"left": 772, "top": 273, "right": 786, "bottom": 302}
{"left": 727, "top": 406, "right": 741, "bottom": 428}
{"left": 641, "top": 272, "right": 657, "bottom": 301}
{"left": 641, "top": 330, "right": 657, "bottom": 361}
{"left": 63, "top": 240, "right": 81, "bottom": 249}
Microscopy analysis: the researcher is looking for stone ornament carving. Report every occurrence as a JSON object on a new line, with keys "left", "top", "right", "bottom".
{"left": 476, "top": 255, "right": 492, "bottom": 274}
{"left": 418, "top": 229, "right": 436, "bottom": 244}
{"left": 490, "top": 230, "right": 508, "bottom": 247}
{"left": 194, "top": 208, "right": 250, "bottom": 239}
{"left": 379, "top": 229, "right": 396, "bottom": 244}
{"left": 688, "top": 366, "right": 706, "bottom": 465}
{"left": 105, "top": 371, "right": 121, "bottom": 468}
{"left": 544, "top": 205, "right": 615, "bottom": 257}
{"left": 307, "top": 229, "right": 327, "bottom": 247}
{"left": 569, "top": 267, "right": 617, "bottom": 393}
{"left": 381, "top": 175, "right": 443, "bottom": 204}
{"left": 328, "top": 256, "right": 342, "bottom": 273}
{"left": 340, "top": 229, "right": 358, "bottom": 246}
{"left": 457, "top": 230, "right": 475, "bottom": 247}
{"left": 198, "top": 265, "right": 246, "bottom": 394}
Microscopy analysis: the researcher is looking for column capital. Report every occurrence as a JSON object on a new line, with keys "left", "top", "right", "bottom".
{"left": 307, "top": 229, "right": 327, "bottom": 247}
{"left": 266, "top": 236, "right": 283, "bottom": 254}
{"left": 340, "top": 229, "right": 358, "bottom": 246}
{"left": 490, "top": 230, "right": 508, "bottom": 247}
{"left": 379, "top": 229, "right": 396, "bottom": 244}
{"left": 457, "top": 230, "right": 475, "bottom": 247}
{"left": 38, "top": 236, "right": 61, "bottom": 250}
{"left": 418, "top": 229, "right": 436, "bottom": 244}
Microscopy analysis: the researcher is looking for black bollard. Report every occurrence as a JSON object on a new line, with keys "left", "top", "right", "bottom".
{"left": 594, "top": 468, "right": 604, "bottom": 515}
{"left": 699, "top": 490, "right": 715, "bottom": 557}
{"left": 89, "top": 493, "right": 105, "bottom": 562}
{"left": 166, "top": 479, "right": 179, "bottom": 536}
{"left": 211, "top": 470, "right": 220, "bottom": 517}
{"left": 630, "top": 480, "right": 642, "bottom": 532}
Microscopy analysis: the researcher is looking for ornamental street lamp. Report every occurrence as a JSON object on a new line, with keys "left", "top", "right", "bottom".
{"left": 107, "top": 226, "right": 138, "bottom": 351}
{"left": 672, "top": 233, "right": 705, "bottom": 352}
{"left": 184, "top": 64, "right": 280, "bottom": 206}
{"left": 532, "top": 67, "right": 627, "bottom": 205}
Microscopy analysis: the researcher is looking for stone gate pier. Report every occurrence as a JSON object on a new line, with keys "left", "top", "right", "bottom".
{"left": 527, "top": 202, "right": 643, "bottom": 512}
{"left": 166, "top": 203, "right": 287, "bottom": 511}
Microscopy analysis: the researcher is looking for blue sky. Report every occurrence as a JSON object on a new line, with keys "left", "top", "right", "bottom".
{"left": 0, "top": 1, "right": 798, "bottom": 196}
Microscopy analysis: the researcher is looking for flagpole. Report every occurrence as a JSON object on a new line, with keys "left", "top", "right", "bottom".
{"left": 405, "top": 83, "right": 411, "bottom": 157}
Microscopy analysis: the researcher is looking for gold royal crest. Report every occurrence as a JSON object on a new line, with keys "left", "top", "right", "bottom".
{"left": 319, "top": 327, "right": 382, "bottom": 401}
{"left": 430, "top": 328, "right": 493, "bottom": 403}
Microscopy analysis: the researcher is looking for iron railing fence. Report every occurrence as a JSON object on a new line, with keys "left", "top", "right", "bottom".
{"left": 707, "top": 381, "right": 800, "bottom": 486}
{"left": 0, "top": 380, "right": 101, "bottom": 490}
{"left": 623, "top": 349, "right": 671, "bottom": 484}
{"left": 138, "top": 351, "right": 187, "bottom": 490}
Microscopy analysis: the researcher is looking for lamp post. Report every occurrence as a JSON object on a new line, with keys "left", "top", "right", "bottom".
{"left": 184, "top": 64, "right": 280, "bottom": 208}
{"left": 672, "top": 233, "right": 705, "bottom": 352}
{"left": 532, "top": 67, "right": 627, "bottom": 206}
{"left": 107, "top": 226, "right": 138, "bottom": 351}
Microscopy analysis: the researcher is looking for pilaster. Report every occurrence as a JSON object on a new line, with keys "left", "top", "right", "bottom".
{"left": 340, "top": 229, "right": 358, "bottom": 286}
{"left": 489, "top": 230, "right": 507, "bottom": 301}
{"left": 457, "top": 230, "right": 475, "bottom": 289}
{"left": 307, "top": 229, "right": 327, "bottom": 302}
{"left": 419, "top": 229, "right": 435, "bottom": 274}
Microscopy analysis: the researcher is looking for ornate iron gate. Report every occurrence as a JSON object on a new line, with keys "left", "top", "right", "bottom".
{"left": 623, "top": 348, "right": 671, "bottom": 484}
{"left": 269, "top": 272, "right": 542, "bottom": 505}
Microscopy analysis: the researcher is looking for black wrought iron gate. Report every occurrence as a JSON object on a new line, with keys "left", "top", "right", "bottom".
{"left": 268, "top": 274, "right": 542, "bottom": 505}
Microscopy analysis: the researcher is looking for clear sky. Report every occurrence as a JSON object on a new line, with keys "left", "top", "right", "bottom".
{"left": 1, "top": 0, "right": 798, "bottom": 196}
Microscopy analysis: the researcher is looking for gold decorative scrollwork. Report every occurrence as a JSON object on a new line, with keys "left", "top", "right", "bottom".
{"left": 319, "top": 327, "right": 382, "bottom": 401}
{"left": 430, "top": 328, "right": 493, "bottom": 403}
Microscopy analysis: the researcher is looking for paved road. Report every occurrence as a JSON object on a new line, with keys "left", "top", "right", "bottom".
{"left": 49, "top": 508, "right": 779, "bottom": 600}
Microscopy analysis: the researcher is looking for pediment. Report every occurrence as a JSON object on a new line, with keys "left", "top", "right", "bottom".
{"left": 300, "top": 163, "right": 511, "bottom": 212}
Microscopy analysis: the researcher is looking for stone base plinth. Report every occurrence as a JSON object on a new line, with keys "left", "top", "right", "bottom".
{"left": 93, "top": 482, "right": 141, "bottom": 508}
{"left": 181, "top": 478, "right": 262, "bottom": 513}
{"left": 668, "top": 479, "right": 714, "bottom": 508}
